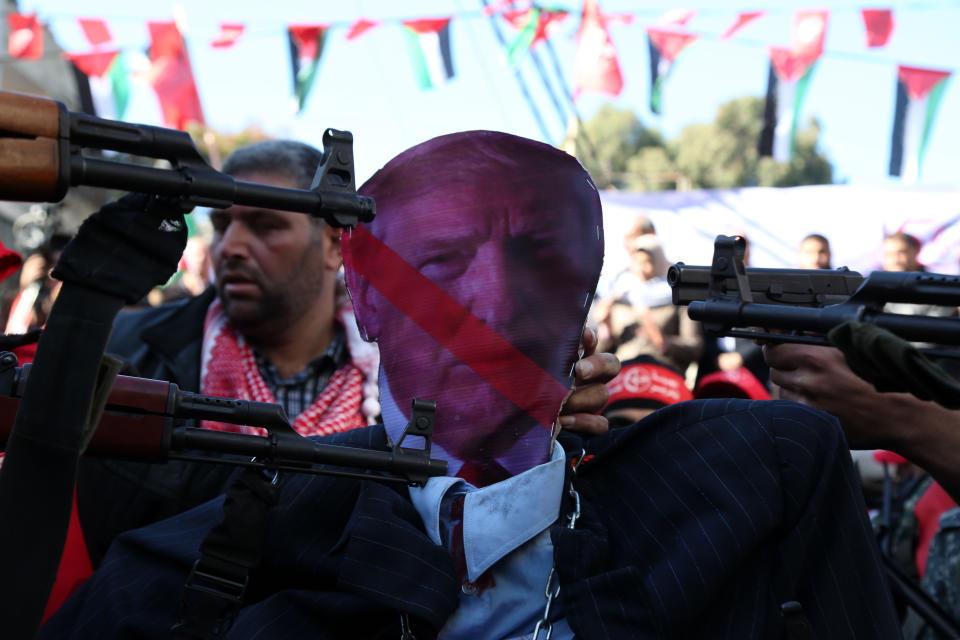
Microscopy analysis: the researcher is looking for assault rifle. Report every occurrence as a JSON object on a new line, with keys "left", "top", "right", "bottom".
{"left": 0, "top": 92, "right": 383, "bottom": 637}
{"left": 670, "top": 235, "right": 960, "bottom": 638}
{"left": 668, "top": 235, "right": 960, "bottom": 353}
{"left": 0, "top": 90, "right": 374, "bottom": 228}
{"left": 0, "top": 354, "right": 446, "bottom": 486}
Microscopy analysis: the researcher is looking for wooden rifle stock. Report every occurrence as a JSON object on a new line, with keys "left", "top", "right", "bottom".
{"left": 0, "top": 91, "right": 70, "bottom": 202}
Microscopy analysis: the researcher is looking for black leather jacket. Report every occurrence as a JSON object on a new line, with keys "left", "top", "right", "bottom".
{"left": 105, "top": 287, "right": 215, "bottom": 391}
{"left": 78, "top": 287, "right": 236, "bottom": 566}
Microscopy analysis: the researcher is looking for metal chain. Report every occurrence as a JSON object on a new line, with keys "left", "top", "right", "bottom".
{"left": 532, "top": 449, "right": 585, "bottom": 640}
{"left": 399, "top": 612, "right": 417, "bottom": 640}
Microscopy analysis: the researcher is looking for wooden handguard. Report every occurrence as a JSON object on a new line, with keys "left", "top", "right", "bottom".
{"left": 0, "top": 91, "right": 69, "bottom": 202}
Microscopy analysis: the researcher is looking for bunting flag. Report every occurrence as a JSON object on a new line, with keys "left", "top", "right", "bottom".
{"left": 401, "top": 18, "right": 455, "bottom": 90}
{"left": 572, "top": 0, "right": 623, "bottom": 98}
{"left": 7, "top": 13, "right": 43, "bottom": 60}
{"left": 792, "top": 9, "right": 829, "bottom": 59}
{"left": 147, "top": 21, "right": 205, "bottom": 130}
{"left": 211, "top": 23, "right": 245, "bottom": 48}
{"left": 862, "top": 9, "right": 894, "bottom": 48}
{"left": 502, "top": 6, "right": 568, "bottom": 65}
{"left": 69, "top": 50, "right": 130, "bottom": 120}
{"left": 888, "top": 65, "right": 951, "bottom": 183}
{"left": 759, "top": 47, "right": 818, "bottom": 162}
{"left": 721, "top": 11, "right": 765, "bottom": 40}
{"left": 77, "top": 18, "right": 112, "bottom": 47}
{"left": 346, "top": 18, "right": 380, "bottom": 41}
{"left": 287, "top": 24, "right": 328, "bottom": 113}
{"left": 646, "top": 28, "right": 698, "bottom": 115}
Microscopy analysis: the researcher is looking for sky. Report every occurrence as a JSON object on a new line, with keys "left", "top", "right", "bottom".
{"left": 15, "top": 0, "right": 960, "bottom": 188}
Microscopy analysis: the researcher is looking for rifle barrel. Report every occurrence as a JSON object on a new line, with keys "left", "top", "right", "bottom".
{"left": 688, "top": 300, "right": 960, "bottom": 345}
{"left": 69, "top": 155, "right": 375, "bottom": 225}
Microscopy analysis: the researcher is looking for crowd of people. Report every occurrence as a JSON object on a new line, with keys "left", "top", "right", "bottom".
{"left": 1, "top": 131, "right": 958, "bottom": 638}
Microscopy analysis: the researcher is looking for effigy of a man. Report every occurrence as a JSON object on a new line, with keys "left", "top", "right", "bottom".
{"left": 342, "top": 130, "right": 604, "bottom": 486}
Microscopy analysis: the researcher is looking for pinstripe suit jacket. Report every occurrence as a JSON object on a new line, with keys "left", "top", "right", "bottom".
{"left": 41, "top": 399, "right": 901, "bottom": 639}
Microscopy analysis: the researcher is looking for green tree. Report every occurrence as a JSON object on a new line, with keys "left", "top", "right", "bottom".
{"left": 577, "top": 103, "right": 664, "bottom": 189}
{"left": 576, "top": 96, "right": 833, "bottom": 191}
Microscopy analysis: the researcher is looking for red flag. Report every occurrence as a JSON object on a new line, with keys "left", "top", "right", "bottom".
{"left": 65, "top": 50, "right": 119, "bottom": 77}
{"left": 211, "top": 23, "right": 244, "bottom": 48}
{"left": 345, "top": 18, "right": 380, "bottom": 41}
{"left": 769, "top": 45, "right": 818, "bottom": 83}
{"left": 147, "top": 21, "right": 205, "bottom": 130}
{"left": 721, "top": 11, "right": 765, "bottom": 39}
{"left": 7, "top": 13, "right": 43, "bottom": 60}
{"left": 78, "top": 18, "right": 112, "bottom": 46}
{"left": 792, "top": 9, "right": 828, "bottom": 59}
{"left": 572, "top": 0, "right": 623, "bottom": 98}
{"left": 861, "top": 9, "right": 894, "bottom": 48}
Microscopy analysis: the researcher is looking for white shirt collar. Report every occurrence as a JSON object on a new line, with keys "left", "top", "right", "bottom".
{"left": 409, "top": 440, "right": 566, "bottom": 582}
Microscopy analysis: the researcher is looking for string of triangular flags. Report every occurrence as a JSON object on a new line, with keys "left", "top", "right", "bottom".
{"left": 4, "top": 2, "right": 953, "bottom": 182}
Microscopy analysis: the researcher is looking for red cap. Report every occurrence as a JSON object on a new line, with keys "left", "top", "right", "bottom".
{"left": 695, "top": 367, "right": 771, "bottom": 400}
{"left": 605, "top": 357, "right": 694, "bottom": 412}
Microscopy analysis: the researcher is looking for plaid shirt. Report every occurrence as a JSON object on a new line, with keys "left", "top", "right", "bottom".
{"left": 252, "top": 325, "right": 348, "bottom": 421}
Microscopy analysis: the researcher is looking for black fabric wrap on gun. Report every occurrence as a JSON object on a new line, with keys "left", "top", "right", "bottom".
{"left": 52, "top": 193, "right": 191, "bottom": 305}
{"left": 828, "top": 320, "right": 960, "bottom": 410}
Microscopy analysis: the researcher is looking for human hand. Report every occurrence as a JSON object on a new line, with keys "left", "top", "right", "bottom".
{"left": 764, "top": 343, "right": 911, "bottom": 450}
{"left": 592, "top": 296, "right": 615, "bottom": 324}
{"left": 717, "top": 351, "right": 744, "bottom": 372}
{"left": 19, "top": 253, "right": 48, "bottom": 289}
{"left": 637, "top": 308, "right": 666, "bottom": 351}
{"left": 52, "top": 193, "right": 191, "bottom": 304}
{"left": 559, "top": 326, "right": 621, "bottom": 436}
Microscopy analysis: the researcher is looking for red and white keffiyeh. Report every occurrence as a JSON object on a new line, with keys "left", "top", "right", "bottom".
{"left": 199, "top": 298, "right": 368, "bottom": 436}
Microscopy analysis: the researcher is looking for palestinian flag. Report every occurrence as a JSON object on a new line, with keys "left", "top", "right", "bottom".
{"left": 288, "top": 24, "right": 328, "bottom": 114}
{"left": 646, "top": 28, "right": 697, "bottom": 115}
{"left": 68, "top": 50, "right": 130, "bottom": 120}
{"left": 759, "top": 47, "right": 818, "bottom": 162}
{"left": 889, "top": 65, "right": 951, "bottom": 182}
{"left": 401, "top": 18, "right": 455, "bottom": 90}
{"left": 502, "top": 6, "right": 568, "bottom": 65}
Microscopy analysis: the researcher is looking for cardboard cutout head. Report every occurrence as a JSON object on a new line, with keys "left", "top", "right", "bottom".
{"left": 343, "top": 131, "right": 603, "bottom": 483}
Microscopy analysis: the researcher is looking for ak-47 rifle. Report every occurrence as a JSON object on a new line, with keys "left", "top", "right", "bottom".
{"left": 0, "top": 356, "right": 447, "bottom": 486}
{"left": 669, "top": 235, "right": 960, "bottom": 639}
{"left": 668, "top": 235, "right": 960, "bottom": 353}
{"left": 0, "top": 91, "right": 384, "bottom": 637}
{"left": 0, "top": 90, "right": 374, "bottom": 227}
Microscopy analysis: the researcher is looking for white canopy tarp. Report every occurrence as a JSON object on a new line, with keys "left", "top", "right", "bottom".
{"left": 598, "top": 184, "right": 960, "bottom": 295}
